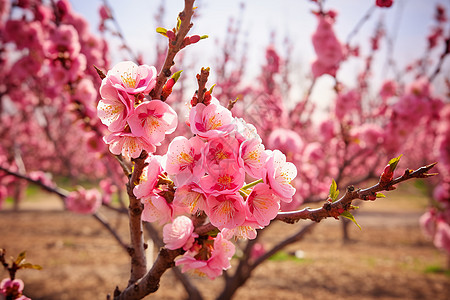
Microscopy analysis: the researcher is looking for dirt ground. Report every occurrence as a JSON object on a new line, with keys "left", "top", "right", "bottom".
{"left": 1, "top": 184, "right": 449, "bottom": 300}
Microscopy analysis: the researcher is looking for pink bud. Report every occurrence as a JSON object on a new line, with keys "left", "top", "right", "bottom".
{"left": 166, "top": 30, "right": 175, "bottom": 40}
{"left": 189, "top": 35, "right": 201, "bottom": 44}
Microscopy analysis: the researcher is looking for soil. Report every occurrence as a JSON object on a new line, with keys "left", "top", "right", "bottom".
{"left": 1, "top": 184, "right": 449, "bottom": 300}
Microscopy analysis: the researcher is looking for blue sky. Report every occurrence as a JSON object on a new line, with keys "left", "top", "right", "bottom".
{"left": 72, "top": 0, "right": 450, "bottom": 112}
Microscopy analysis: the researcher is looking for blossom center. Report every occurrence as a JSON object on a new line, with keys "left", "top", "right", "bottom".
{"left": 121, "top": 72, "right": 136, "bottom": 88}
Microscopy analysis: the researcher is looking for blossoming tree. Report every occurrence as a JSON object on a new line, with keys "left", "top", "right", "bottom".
{"left": 0, "top": 0, "right": 448, "bottom": 299}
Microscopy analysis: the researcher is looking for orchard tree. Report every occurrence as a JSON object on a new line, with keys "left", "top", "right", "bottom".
{"left": 0, "top": 0, "right": 448, "bottom": 299}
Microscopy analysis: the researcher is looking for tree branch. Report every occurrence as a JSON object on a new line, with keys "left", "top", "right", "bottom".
{"left": 149, "top": 0, "right": 196, "bottom": 100}
{"left": 126, "top": 151, "right": 149, "bottom": 286}
{"left": 430, "top": 30, "right": 450, "bottom": 82}
{"left": 114, "top": 248, "right": 184, "bottom": 300}
{"left": 143, "top": 223, "right": 203, "bottom": 300}
{"left": 275, "top": 162, "right": 437, "bottom": 224}
{"left": 0, "top": 165, "right": 129, "bottom": 251}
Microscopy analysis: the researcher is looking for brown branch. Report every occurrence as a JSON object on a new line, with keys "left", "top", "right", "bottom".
{"left": 114, "top": 248, "right": 184, "bottom": 300}
{"left": 227, "top": 98, "right": 238, "bottom": 110}
{"left": 143, "top": 223, "right": 203, "bottom": 300}
{"left": 345, "top": 5, "right": 376, "bottom": 45}
{"left": 126, "top": 150, "right": 149, "bottom": 286}
{"left": 275, "top": 162, "right": 437, "bottom": 224}
{"left": 149, "top": 0, "right": 196, "bottom": 100}
{"left": 430, "top": 30, "right": 450, "bottom": 82}
{"left": 196, "top": 67, "right": 210, "bottom": 104}
{"left": 0, "top": 165, "right": 68, "bottom": 198}
{"left": 0, "top": 165, "right": 129, "bottom": 251}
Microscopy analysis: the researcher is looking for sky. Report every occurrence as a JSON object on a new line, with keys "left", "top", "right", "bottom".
{"left": 72, "top": 0, "right": 450, "bottom": 114}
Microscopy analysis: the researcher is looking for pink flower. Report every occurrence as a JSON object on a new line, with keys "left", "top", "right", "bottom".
{"left": 66, "top": 187, "right": 102, "bottom": 214}
{"left": 221, "top": 220, "right": 260, "bottom": 240}
{"left": 379, "top": 80, "right": 397, "bottom": 101}
{"left": 29, "top": 171, "right": 54, "bottom": 188}
{"left": 163, "top": 216, "right": 198, "bottom": 250}
{"left": 103, "top": 130, "right": 156, "bottom": 159}
{"left": 376, "top": 0, "right": 393, "bottom": 8}
{"left": 265, "top": 150, "right": 297, "bottom": 202}
{"left": 239, "top": 138, "right": 268, "bottom": 179}
{"left": 206, "top": 193, "right": 246, "bottom": 230}
{"left": 199, "top": 161, "right": 245, "bottom": 195}
{"left": 141, "top": 194, "right": 172, "bottom": 225}
{"left": 175, "top": 233, "right": 235, "bottom": 279}
{"left": 97, "top": 84, "right": 133, "bottom": 132}
{"left": 133, "top": 156, "right": 164, "bottom": 199}
{"left": 204, "top": 135, "right": 240, "bottom": 172}
{"left": 173, "top": 184, "right": 207, "bottom": 214}
{"left": 127, "top": 100, "right": 178, "bottom": 145}
{"left": 189, "top": 98, "right": 234, "bottom": 139}
{"left": 46, "top": 24, "right": 81, "bottom": 60}
{"left": 165, "top": 136, "right": 205, "bottom": 186}
{"left": 434, "top": 220, "right": 450, "bottom": 254}
{"left": 246, "top": 183, "right": 280, "bottom": 226}
{"left": 73, "top": 78, "right": 97, "bottom": 108}
{"left": 105, "top": 61, "right": 157, "bottom": 95}
{"left": 233, "top": 118, "right": 261, "bottom": 143}
{"left": 267, "top": 129, "right": 303, "bottom": 162}
{"left": 420, "top": 211, "right": 436, "bottom": 238}
{"left": 352, "top": 123, "right": 384, "bottom": 149}
{"left": 0, "top": 278, "right": 30, "bottom": 300}
{"left": 250, "top": 243, "right": 266, "bottom": 261}
{"left": 99, "top": 5, "right": 112, "bottom": 20}
{"left": 100, "top": 179, "right": 117, "bottom": 205}
{"left": 311, "top": 12, "right": 344, "bottom": 78}
{"left": 334, "top": 89, "right": 361, "bottom": 121}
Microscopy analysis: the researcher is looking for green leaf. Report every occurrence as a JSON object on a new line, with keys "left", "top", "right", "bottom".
{"left": 156, "top": 27, "right": 168, "bottom": 37}
{"left": 329, "top": 179, "right": 339, "bottom": 202}
{"left": 376, "top": 193, "right": 386, "bottom": 198}
{"left": 20, "top": 263, "right": 42, "bottom": 270}
{"left": 171, "top": 70, "right": 183, "bottom": 82}
{"left": 208, "top": 84, "right": 216, "bottom": 94}
{"left": 340, "top": 211, "right": 361, "bottom": 230}
{"left": 388, "top": 154, "right": 402, "bottom": 172}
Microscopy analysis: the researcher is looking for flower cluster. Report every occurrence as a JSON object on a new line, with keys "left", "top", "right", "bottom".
{"left": 130, "top": 96, "right": 298, "bottom": 278}
{"left": 311, "top": 10, "right": 344, "bottom": 78}
{"left": 97, "top": 61, "right": 178, "bottom": 159}
{"left": 65, "top": 187, "right": 102, "bottom": 215}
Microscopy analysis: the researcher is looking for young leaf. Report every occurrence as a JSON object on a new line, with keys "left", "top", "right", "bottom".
{"left": 171, "top": 70, "right": 183, "bottom": 82}
{"left": 14, "top": 251, "right": 27, "bottom": 265}
{"left": 20, "top": 263, "right": 42, "bottom": 270}
{"left": 388, "top": 154, "right": 402, "bottom": 172}
{"left": 340, "top": 211, "right": 361, "bottom": 230}
{"left": 156, "top": 27, "right": 168, "bottom": 37}
{"left": 376, "top": 193, "right": 386, "bottom": 198}
{"left": 329, "top": 179, "right": 339, "bottom": 202}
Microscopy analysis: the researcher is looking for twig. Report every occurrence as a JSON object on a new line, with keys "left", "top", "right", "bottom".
{"left": 93, "top": 212, "right": 129, "bottom": 250}
{"left": 101, "top": 0, "right": 141, "bottom": 62}
{"left": 0, "top": 165, "right": 129, "bottom": 252}
{"left": 346, "top": 5, "right": 376, "bottom": 45}
{"left": 196, "top": 67, "right": 210, "bottom": 104}
{"left": 252, "top": 222, "right": 316, "bottom": 269}
{"left": 126, "top": 150, "right": 149, "bottom": 286}
{"left": 430, "top": 31, "right": 450, "bottom": 82}
{"left": 149, "top": 0, "right": 196, "bottom": 100}
{"left": 275, "top": 162, "right": 437, "bottom": 224}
